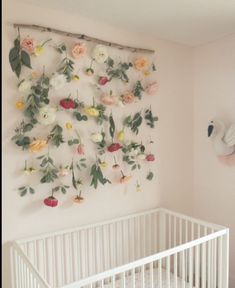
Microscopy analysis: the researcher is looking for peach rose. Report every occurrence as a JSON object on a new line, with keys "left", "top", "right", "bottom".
{"left": 21, "top": 37, "right": 35, "bottom": 54}
{"left": 120, "top": 175, "right": 132, "bottom": 184}
{"left": 101, "top": 94, "right": 117, "bottom": 105}
{"left": 122, "top": 91, "right": 135, "bottom": 104}
{"left": 71, "top": 43, "right": 86, "bottom": 59}
{"left": 134, "top": 57, "right": 149, "bottom": 71}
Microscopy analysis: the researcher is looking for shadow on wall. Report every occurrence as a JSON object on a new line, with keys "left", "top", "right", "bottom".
{"left": 217, "top": 153, "right": 235, "bottom": 166}
{"left": 2, "top": 242, "right": 12, "bottom": 287}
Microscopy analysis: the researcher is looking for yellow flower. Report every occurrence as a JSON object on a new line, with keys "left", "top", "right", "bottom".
{"left": 24, "top": 167, "right": 37, "bottom": 175}
{"left": 117, "top": 130, "right": 125, "bottom": 142}
{"left": 85, "top": 106, "right": 99, "bottom": 117}
{"left": 15, "top": 101, "right": 25, "bottom": 110}
{"left": 65, "top": 122, "right": 73, "bottom": 130}
{"left": 136, "top": 183, "right": 141, "bottom": 192}
{"left": 34, "top": 45, "right": 44, "bottom": 56}
{"left": 72, "top": 75, "right": 80, "bottom": 81}
{"left": 99, "top": 161, "right": 108, "bottom": 169}
{"left": 29, "top": 139, "right": 47, "bottom": 153}
{"left": 143, "top": 70, "right": 150, "bottom": 76}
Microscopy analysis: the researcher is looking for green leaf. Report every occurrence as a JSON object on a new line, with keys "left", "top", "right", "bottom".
{"left": 21, "top": 50, "right": 32, "bottom": 69}
{"left": 20, "top": 189, "right": 27, "bottom": 197}
{"left": 29, "top": 187, "right": 35, "bottom": 194}
{"left": 109, "top": 114, "right": 115, "bottom": 139}
{"left": 147, "top": 171, "right": 154, "bottom": 181}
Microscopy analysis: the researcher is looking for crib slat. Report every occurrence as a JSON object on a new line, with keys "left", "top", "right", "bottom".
{"left": 189, "top": 247, "right": 193, "bottom": 288}
{"left": 132, "top": 268, "right": 135, "bottom": 288}
{"left": 158, "top": 259, "right": 162, "bottom": 287}
{"left": 182, "top": 250, "right": 186, "bottom": 288}
{"left": 149, "top": 262, "right": 153, "bottom": 288}
{"left": 174, "top": 253, "right": 178, "bottom": 288}
{"left": 141, "top": 265, "right": 145, "bottom": 288}
{"left": 218, "top": 236, "right": 223, "bottom": 288}
{"left": 213, "top": 238, "right": 217, "bottom": 288}
{"left": 207, "top": 240, "right": 211, "bottom": 288}
{"left": 167, "top": 256, "right": 171, "bottom": 287}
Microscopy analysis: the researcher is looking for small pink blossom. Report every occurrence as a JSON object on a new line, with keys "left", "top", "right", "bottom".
{"left": 146, "top": 154, "right": 155, "bottom": 161}
{"left": 122, "top": 91, "right": 135, "bottom": 104}
{"left": 71, "top": 43, "right": 86, "bottom": 59}
{"left": 21, "top": 37, "right": 35, "bottom": 54}
{"left": 145, "top": 82, "right": 158, "bottom": 95}
{"left": 77, "top": 144, "right": 85, "bottom": 155}
{"left": 98, "top": 76, "right": 109, "bottom": 85}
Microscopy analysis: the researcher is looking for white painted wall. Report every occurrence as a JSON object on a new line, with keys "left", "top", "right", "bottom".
{"left": 2, "top": 0, "right": 194, "bottom": 286}
{"left": 193, "top": 35, "right": 235, "bottom": 287}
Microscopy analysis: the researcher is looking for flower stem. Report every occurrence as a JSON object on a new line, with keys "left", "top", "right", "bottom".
{"left": 41, "top": 39, "right": 52, "bottom": 47}
{"left": 120, "top": 170, "right": 125, "bottom": 177}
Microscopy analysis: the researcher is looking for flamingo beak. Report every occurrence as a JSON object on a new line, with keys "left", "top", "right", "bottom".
{"left": 208, "top": 123, "right": 214, "bottom": 137}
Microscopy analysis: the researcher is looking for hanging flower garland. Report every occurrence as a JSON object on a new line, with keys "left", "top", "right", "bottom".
{"left": 9, "top": 28, "right": 159, "bottom": 207}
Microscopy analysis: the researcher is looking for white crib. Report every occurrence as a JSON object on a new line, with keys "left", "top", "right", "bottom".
{"left": 10, "top": 208, "right": 229, "bottom": 288}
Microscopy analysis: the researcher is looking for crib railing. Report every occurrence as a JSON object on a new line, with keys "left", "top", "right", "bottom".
{"left": 10, "top": 241, "right": 50, "bottom": 288}
{"left": 10, "top": 208, "right": 229, "bottom": 288}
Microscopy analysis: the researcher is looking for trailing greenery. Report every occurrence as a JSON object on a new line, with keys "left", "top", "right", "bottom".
{"left": 144, "top": 107, "right": 158, "bottom": 128}
{"left": 133, "top": 80, "right": 144, "bottom": 99}
{"left": 56, "top": 44, "right": 74, "bottom": 81}
{"left": 73, "top": 111, "right": 88, "bottom": 121}
{"left": 9, "top": 33, "right": 32, "bottom": 78}
{"left": 123, "top": 155, "right": 141, "bottom": 171}
{"left": 18, "top": 185, "right": 35, "bottom": 197}
{"left": 52, "top": 184, "right": 70, "bottom": 194}
{"left": 123, "top": 112, "right": 143, "bottom": 134}
{"left": 38, "top": 153, "right": 58, "bottom": 183}
{"left": 11, "top": 120, "right": 33, "bottom": 150}
{"left": 48, "top": 125, "right": 64, "bottom": 147}
{"left": 24, "top": 72, "right": 50, "bottom": 120}
{"left": 105, "top": 57, "right": 132, "bottom": 83}
{"left": 96, "top": 104, "right": 108, "bottom": 125}
{"left": 70, "top": 160, "right": 84, "bottom": 190}
{"left": 76, "top": 158, "right": 87, "bottom": 170}
{"left": 90, "top": 158, "right": 111, "bottom": 189}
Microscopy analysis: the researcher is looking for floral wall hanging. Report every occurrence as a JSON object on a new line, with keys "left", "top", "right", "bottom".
{"left": 9, "top": 25, "right": 159, "bottom": 208}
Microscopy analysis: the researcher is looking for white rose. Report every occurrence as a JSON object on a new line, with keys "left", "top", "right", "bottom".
{"left": 37, "top": 106, "right": 56, "bottom": 125}
{"left": 137, "top": 153, "right": 146, "bottom": 160}
{"left": 91, "top": 133, "right": 103, "bottom": 143}
{"left": 117, "top": 100, "right": 125, "bottom": 108}
{"left": 50, "top": 74, "right": 67, "bottom": 90}
{"left": 18, "top": 80, "right": 31, "bottom": 92}
{"left": 92, "top": 45, "right": 108, "bottom": 63}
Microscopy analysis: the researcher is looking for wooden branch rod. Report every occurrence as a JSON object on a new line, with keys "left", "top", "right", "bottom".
{"left": 13, "top": 23, "right": 155, "bottom": 54}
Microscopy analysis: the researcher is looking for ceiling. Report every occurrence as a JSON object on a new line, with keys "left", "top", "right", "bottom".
{"left": 20, "top": 0, "right": 235, "bottom": 46}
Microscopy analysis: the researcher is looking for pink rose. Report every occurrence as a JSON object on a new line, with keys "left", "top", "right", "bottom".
{"left": 122, "top": 91, "right": 135, "bottom": 104}
{"left": 146, "top": 154, "right": 155, "bottom": 161}
{"left": 145, "top": 82, "right": 158, "bottom": 95}
{"left": 98, "top": 76, "right": 109, "bottom": 86}
{"left": 77, "top": 144, "right": 85, "bottom": 155}
{"left": 101, "top": 94, "right": 116, "bottom": 105}
{"left": 71, "top": 43, "right": 86, "bottom": 59}
{"left": 21, "top": 37, "right": 35, "bottom": 54}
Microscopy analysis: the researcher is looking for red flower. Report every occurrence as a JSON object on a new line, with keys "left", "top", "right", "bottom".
{"left": 98, "top": 76, "right": 109, "bottom": 86}
{"left": 107, "top": 143, "right": 121, "bottom": 152}
{"left": 60, "top": 98, "right": 76, "bottom": 109}
{"left": 146, "top": 154, "right": 155, "bottom": 161}
{"left": 43, "top": 196, "right": 58, "bottom": 207}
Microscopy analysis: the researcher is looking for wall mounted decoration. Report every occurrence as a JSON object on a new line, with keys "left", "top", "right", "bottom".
{"left": 9, "top": 24, "right": 159, "bottom": 207}
{"left": 208, "top": 119, "right": 235, "bottom": 156}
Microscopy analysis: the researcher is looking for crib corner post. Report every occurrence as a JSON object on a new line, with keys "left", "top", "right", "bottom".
{"left": 159, "top": 210, "right": 166, "bottom": 252}
{"left": 222, "top": 229, "right": 229, "bottom": 288}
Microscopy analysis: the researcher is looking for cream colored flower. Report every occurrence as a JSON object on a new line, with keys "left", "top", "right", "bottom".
{"left": 18, "top": 80, "right": 31, "bottom": 92}
{"left": 37, "top": 106, "right": 56, "bottom": 125}
{"left": 24, "top": 167, "right": 37, "bottom": 175}
{"left": 85, "top": 106, "right": 99, "bottom": 117}
{"left": 117, "top": 130, "right": 125, "bottom": 142}
{"left": 91, "top": 133, "right": 103, "bottom": 143}
{"left": 29, "top": 139, "right": 47, "bottom": 153}
{"left": 92, "top": 45, "right": 108, "bottom": 63}
{"left": 137, "top": 153, "right": 146, "bottom": 160}
{"left": 50, "top": 74, "right": 67, "bottom": 90}
{"left": 121, "top": 91, "right": 135, "bottom": 104}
